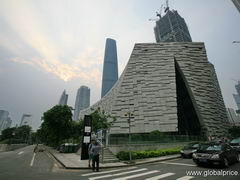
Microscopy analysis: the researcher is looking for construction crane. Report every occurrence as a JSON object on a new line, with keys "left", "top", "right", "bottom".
{"left": 149, "top": 4, "right": 163, "bottom": 21}
{"left": 164, "top": 0, "right": 169, "bottom": 12}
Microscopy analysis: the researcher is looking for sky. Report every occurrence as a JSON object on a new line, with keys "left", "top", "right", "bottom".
{"left": 0, "top": 0, "right": 240, "bottom": 130}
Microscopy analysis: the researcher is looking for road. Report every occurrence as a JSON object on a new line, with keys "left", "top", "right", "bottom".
{"left": 0, "top": 145, "right": 239, "bottom": 180}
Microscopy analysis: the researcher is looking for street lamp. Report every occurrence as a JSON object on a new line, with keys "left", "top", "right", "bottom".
{"left": 233, "top": 41, "right": 240, "bottom": 43}
{"left": 125, "top": 112, "right": 134, "bottom": 162}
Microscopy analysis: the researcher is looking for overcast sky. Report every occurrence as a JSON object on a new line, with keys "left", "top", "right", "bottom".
{"left": 0, "top": 0, "right": 240, "bottom": 130}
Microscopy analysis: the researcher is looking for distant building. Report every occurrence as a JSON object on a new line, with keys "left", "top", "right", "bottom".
{"left": 20, "top": 114, "right": 32, "bottom": 127}
{"left": 233, "top": 81, "right": 240, "bottom": 110}
{"left": 58, "top": 90, "right": 68, "bottom": 105}
{"left": 73, "top": 86, "right": 90, "bottom": 121}
{"left": 226, "top": 108, "right": 240, "bottom": 124}
{"left": 154, "top": 9, "right": 192, "bottom": 42}
{"left": 232, "top": 0, "right": 240, "bottom": 13}
{"left": 101, "top": 38, "right": 118, "bottom": 98}
{"left": 0, "top": 110, "right": 12, "bottom": 133}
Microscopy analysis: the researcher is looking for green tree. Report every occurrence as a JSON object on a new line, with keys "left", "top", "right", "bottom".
{"left": 40, "top": 105, "right": 73, "bottom": 147}
{"left": 90, "top": 108, "right": 116, "bottom": 133}
{"left": 15, "top": 125, "right": 31, "bottom": 142}
{"left": 70, "top": 120, "right": 84, "bottom": 143}
{"left": 1, "top": 127, "right": 16, "bottom": 140}
{"left": 228, "top": 126, "right": 240, "bottom": 138}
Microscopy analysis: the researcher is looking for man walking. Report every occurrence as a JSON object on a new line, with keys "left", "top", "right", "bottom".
{"left": 91, "top": 140, "right": 100, "bottom": 172}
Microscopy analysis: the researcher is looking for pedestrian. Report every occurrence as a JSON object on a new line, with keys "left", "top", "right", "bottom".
{"left": 88, "top": 140, "right": 94, "bottom": 168}
{"left": 91, "top": 140, "right": 100, "bottom": 172}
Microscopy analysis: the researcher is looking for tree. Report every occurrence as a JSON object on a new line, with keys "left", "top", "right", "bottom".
{"left": 1, "top": 127, "right": 16, "bottom": 140}
{"left": 15, "top": 125, "right": 31, "bottom": 142}
{"left": 40, "top": 105, "right": 73, "bottom": 147}
{"left": 90, "top": 108, "right": 116, "bottom": 133}
{"left": 228, "top": 126, "right": 240, "bottom": 138}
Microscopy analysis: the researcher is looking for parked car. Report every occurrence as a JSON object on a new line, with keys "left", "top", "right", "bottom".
{"left": 192, "top": 142, "right": 239, "bottom": 167}
{"left": 180, "top": 142, "right": 200, "bottom": 158}
{"left": 230, "top": 138, "right": 240, "bottom": 153}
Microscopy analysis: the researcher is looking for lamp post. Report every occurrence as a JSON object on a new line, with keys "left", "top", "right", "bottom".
{"left": 233, "top": 41, "right": 240, "bottom": 43}
{"left": 125, "top": 112, "right": 134, "bottom": 162}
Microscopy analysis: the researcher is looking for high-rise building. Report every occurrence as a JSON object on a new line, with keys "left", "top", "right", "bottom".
{"left": 58, "top": 90, "right": 68, "bottom": 105}
{"left": 233, "top": 81, "right": 240, "bottom": 110}
{"left": 232, "top": 0, "right": 240, "bottom": 13}
{"left": 20, "top": 114, "right": 32, "bottom": 127}
{"left": 226, "top": 108, "right": 240, "bottom": 124}
{"left": 73, "top": 86, "right": 90, "bottom": 121}
{"left": 154, "top": 9, "right": 192, "bottom": 42}
{"left": 1, "top": 117, "right": 12, "bottom": 130}
{"left": 101, "top": 38, "right": 118, "bottom": 98}
{"left": 0, "top": 110, "right": 9, "bottom": 132}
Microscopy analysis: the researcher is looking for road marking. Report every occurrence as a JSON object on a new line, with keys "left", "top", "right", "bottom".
{"left": 82, "top": 166, "right": 137, "bottom": 176}
{"left": 176, "top": 176, "right": 194, "bottom": 180}
{"left": 145, "top": 172, "right": 175, "bottom": 180}
{"left": 30, "top": 153, "right": 36, "bottom": 167}
{"left": 88, "top": 168, "right": 147, "bottom": 180}
{"left": 18, "top": 151, "right": 24, "bottom": 155}
{"left": 112, "top": 170, "right": 159, "bottom": 180}
{"left": 159, "top": 161, "right": 196, "bottom": 167}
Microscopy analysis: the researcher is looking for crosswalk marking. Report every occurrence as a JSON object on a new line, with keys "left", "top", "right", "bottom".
{"left": 159, "top": 161, "right": 196, "bottom": 167}
{"left": 176, "top": 176, "right": 194, "bottom": 180}
{"left": 88, "top": 168, "right": 148, "bottom": 180}
{"left": 82, "top": 166, "right": 137, "bottom": 176}
{"left": 145, "top": 172, "right": 175, "bottom": 180}
{"left": 112, "top": 170, "right": 160, "bottom": 180}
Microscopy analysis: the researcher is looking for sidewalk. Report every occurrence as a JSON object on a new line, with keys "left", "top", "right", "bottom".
{"left": 47, "top": 148, "right": 181, "bottom": 169}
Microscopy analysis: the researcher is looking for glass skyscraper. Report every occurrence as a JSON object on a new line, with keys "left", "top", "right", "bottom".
{"left": 154, "top": 9, "right": 192, "bottom": 42}
{"left": 58, "top": 90, "right": 68, "bottom": 106}
{"left": 73, "top": 86, "right": 90, "bottom": 121}
{"left": 101, "top": 38, "right": 118, "bottom": 98}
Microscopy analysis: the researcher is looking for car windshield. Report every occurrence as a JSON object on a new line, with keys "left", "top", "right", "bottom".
{"left": 230, "top": 139, "right": 240, "bottom": 143}
{"left": 184, "top": 143, "right": 199, "bottom": 149}
{"left": 199, "top": 144, "right": 222, "bottom": 151}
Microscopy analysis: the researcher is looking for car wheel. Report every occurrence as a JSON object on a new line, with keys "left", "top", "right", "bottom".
{"left": 236, "top": 154, "right": 240, "bottom": 163}
{"left": 223, "top": 158, "right": 229, "bottom": 167}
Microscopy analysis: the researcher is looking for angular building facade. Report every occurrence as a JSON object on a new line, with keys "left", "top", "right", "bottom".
{"left": 154, "top": 9, "right": 192, "bottom": 42}
{"left": 80, "top": 43, "right": 229, "bottom": 139}
{"left": 58, "top": 90, "right": 68, "bottom": 106}
{"left": 73, "top": 86, "right": 90, "bottom": 121}
{"left": 101, "top": 38, "right": 118, "bottom": 98}
{"left": 232, "top": 0, "right": 240, "bottom": 13}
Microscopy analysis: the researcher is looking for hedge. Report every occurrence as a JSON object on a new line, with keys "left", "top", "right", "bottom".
{"left": 116, "top": 147, "right": 181, "bottom": 161}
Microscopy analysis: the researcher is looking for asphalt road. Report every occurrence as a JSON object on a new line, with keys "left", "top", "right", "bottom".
{"left": 0, "top": 145, "right": 239, "bottom": 180}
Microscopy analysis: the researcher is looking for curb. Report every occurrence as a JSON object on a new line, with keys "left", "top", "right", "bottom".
{"left": 47, "top": 150, "right": 181, "bottom": 169}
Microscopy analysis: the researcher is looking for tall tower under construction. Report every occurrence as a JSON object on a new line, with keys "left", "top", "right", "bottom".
{"left": 154, "top": 3, "right": 192, "bottom": 42}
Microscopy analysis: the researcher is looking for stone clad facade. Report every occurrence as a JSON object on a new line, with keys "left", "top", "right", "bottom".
{"left": 80, "top": 43, "right": 229, "bottom": 138}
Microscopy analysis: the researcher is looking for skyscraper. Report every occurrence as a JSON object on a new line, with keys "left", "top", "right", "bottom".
{"left": 73, "top": 86, "right": 90, "bottom": 121}
{"left": 20, "top": 114, "right": 32, "bottom": 127}
{"left": 0, "top": 110, "right": 9, "bottom": 132}
{"left": 232, "top": 0, "right": 240, "bottom": 13}
{"left": 154, "top": 9, "right": 192, "bottom": 42}
{"left": 233, "top": 81, "right": 240, "bottom": 110}
{"left": 58, "top": 90, "right": 68, "bottom": 105}
{"left": 101, "top": 38, "right": 118, "bottom": 98}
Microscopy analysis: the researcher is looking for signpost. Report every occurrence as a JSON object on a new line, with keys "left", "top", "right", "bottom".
{"left": 81, "top": 115, "right": 92, "bottom": 160}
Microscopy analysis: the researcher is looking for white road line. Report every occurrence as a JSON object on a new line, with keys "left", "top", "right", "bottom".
{"left": 145, "top": 172, "right": 175, "bottom": 180}
{"left": 88, "top": 168, "right": 148, "bottom": 180}
{"left": 176, "top": 176, "right": 194, "bottom": 180}
{"left": 82, "top": 166, "right": 137, "bottom": 176}
{"left": 159, "top": 161, "right": 196, "bottom": 167}
{"left": 30, "top": 153, "right": 36, "bottom": 167}
{"left": 112, "top": 170, "right": 159, "bottom": 180}
{"left": 18, "top": 151, "right": 24, "bottom": 155}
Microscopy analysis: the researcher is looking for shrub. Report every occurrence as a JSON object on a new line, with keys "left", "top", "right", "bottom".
{"left": 117, "top": 147, "right": 181, "bottom": 161}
